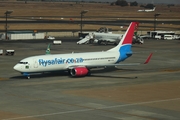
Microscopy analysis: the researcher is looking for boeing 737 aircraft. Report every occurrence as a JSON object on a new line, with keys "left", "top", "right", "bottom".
{"left": 13, "top": 22, "right": 152, "bottom": 79}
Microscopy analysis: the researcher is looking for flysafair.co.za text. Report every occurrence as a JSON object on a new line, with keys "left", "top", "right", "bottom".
{"left": 38, "top": 58, "right": 83, "bottom": 67}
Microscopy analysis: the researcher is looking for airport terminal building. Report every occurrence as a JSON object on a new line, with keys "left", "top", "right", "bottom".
{"left": 0, "top": 31, "right": 44, "bottom": 40}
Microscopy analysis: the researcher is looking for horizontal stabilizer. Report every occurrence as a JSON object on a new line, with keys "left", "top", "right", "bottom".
{"left": 126, "top": 52, "right": 133, "bottom": 56}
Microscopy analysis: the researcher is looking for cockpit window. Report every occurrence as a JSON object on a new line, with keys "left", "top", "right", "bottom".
{"left": 19, "top": 62, "right": 28, "bottom": 64}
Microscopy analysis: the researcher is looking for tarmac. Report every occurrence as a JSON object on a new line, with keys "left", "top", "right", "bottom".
{"left": 0, "top": 38, "right": 180, "bottom": 120}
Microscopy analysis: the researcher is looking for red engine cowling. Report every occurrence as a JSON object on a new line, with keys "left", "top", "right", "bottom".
{"left": 70, "top": 67, "right": 89, "bottom": 77}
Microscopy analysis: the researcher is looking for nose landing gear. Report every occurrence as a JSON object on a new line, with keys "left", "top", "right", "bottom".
{"left": 22, "top": 72, "right": 30, "bottom": 79}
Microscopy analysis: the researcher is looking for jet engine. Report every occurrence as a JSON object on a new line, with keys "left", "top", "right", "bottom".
{"left": 69, "top": 67, "right": 89, "bottom": 77}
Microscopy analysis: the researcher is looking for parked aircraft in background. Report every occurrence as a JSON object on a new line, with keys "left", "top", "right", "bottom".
{"left": 77, "top": 22, "right": 142, "bottom": 45}
{"left": 77, "top": 32, "right": 123, "bottom": 45}
{"left": 13, "top": 22, "right": 152, "bottom": 79}
{"left": 138, "top": 7, "right": 156, "bottom": 12}
{"left": 77, "top": 33, "right": 144, "bottom": 45}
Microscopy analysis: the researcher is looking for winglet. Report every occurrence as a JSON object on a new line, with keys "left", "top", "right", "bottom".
{"left": 144, "top": 53, "right": 153, "bottom": 64}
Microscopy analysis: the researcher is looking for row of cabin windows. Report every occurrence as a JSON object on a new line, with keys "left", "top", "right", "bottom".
{"left": 83, "top": 57, "right": 115, "bottom": 61}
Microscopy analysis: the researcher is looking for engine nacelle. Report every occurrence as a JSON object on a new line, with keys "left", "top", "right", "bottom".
{"left": 70, "top": 67, "right": 89, "bottom": 77}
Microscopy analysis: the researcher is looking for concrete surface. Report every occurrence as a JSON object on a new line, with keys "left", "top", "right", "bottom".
{"left": 0, "top": 38, "right": 180, "bottom": 120}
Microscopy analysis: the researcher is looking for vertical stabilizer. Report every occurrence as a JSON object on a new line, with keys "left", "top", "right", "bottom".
{"left": 108, "top": 22, "right": 139, "bottom": 63}
{"left": 108, "top": 22, "right": 138, "bottom": 52}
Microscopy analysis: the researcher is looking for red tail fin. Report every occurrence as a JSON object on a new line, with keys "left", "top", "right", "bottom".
{"left": 108, "top": 22, "right": 139, "bottom": 52}
{"left": 122, "top": 22, "right": 139, "bottom": 45}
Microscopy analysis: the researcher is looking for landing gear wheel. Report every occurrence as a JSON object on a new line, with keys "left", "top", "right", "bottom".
{"left": 27, "top": 76, "right": 30, "bottom": 79}
{"left": 89, "top": 39, "right": 93, "bottom": 44}
{"left": 104, "top": 41, "right": 108, "bottom": 45}
{"left": 87, "top": 69, "right": 91, "bottom": 76}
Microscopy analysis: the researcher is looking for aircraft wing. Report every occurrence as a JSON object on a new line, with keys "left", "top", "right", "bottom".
{"left": 68, "top": 53, "right": 153, "bottom": 69}
{"left": 84, "top": 63, "right": 141, "bottom": 69}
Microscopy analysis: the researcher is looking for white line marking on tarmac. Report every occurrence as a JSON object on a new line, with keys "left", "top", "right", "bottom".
{"left": 3, "top": 98, "right": 180, "bottom": 120}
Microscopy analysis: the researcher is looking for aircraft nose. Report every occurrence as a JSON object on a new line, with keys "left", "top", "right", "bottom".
{"left": 13, "top": 64, "right": 20, "bottom": 72}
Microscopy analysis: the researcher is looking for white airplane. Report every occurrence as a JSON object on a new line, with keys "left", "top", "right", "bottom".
{"left": 13, "top": 22, "right": 152, "bottom": 79}
{"left": 138, "top": 7, "right": 156, "bottom": 12}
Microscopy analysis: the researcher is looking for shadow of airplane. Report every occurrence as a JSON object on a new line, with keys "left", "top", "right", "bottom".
{"left": 87, "top": 74, "right": 138, "bottom": 79}
{"left": 10, "top": 67, "right": 139, "bottom": 80}
{"left": 10, "top": 71, "right": 69, "bottom": 80}
{"left": 88, "top": 67, "right": 139, "bottom": 79}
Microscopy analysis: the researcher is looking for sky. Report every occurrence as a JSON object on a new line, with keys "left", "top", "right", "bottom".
{"left": 126, "top": 0, "right": 180, "bottom": 4}
{"left": 82, "top": 0, "right": 180, "bottom": 4}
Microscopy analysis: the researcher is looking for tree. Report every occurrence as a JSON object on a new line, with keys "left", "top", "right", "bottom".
{"left": 115, "top": 0, "right": 128, "bottom": 7}
{"left": 110, "top": 2, "right": 115, "bottom": 6}
{"left": 167, "top": 4, "right": 175, "bottom": 8}
{"left": 130, "top": 1, "right": 138, "bottom": 6}
{"left": 140, "top": 5, "right": 145, "bottom": 8}
{"left": 145, "top": 4, "right": 155, "bottom": 9}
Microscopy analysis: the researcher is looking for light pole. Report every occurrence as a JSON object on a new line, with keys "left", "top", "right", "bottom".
{"left": 4, "top": 10, "right": 13, "bottom": 40}
{"left": 154, "top": 13, "right": 160, "bottom": 31}
{"left": 80, "top": 10, "right": 88, "bottom": 37}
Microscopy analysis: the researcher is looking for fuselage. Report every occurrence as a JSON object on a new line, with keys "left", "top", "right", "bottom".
{"left": 14, "top": 51, "right": 121, "bottom": 73}
{"left": 93, "top": 32, "right": 122, "bottom": 42}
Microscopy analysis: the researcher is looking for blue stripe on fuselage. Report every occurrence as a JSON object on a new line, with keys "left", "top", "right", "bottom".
{"left": 116, "top": 44, "right": 132, "bottom": 63}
